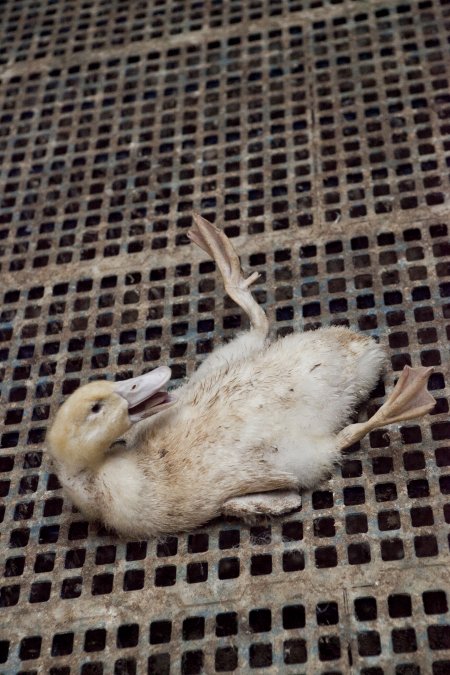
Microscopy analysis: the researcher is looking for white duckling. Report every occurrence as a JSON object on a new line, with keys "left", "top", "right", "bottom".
{"left": 48, "top": 216, "right": 436, "bottom": 537}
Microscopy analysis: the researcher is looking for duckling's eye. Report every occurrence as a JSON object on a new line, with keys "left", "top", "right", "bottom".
{"left": 91, "top": 402, "right": 102, "bottom": 414}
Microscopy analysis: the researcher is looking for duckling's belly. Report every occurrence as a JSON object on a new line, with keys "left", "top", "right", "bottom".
{"left": 264, "top": 428, "right": 339, "bottom": 488}
{"left": 245, "top": 326, "right": 385, "bottom": 435}
{"left": 206, "top": 326, "right": 385, "bottom": 488}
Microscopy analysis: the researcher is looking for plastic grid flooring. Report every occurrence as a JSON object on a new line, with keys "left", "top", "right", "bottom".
{"left": 1, "top": 1, "right": 450, "bottom": 674}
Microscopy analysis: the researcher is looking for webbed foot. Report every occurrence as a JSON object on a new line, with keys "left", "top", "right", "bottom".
{"left": 189, "top": 214, "right": 268, "bottom": 334}
{"left": 189, "top": 214, "right": 260, "bottom": 288}
{"left": 337, "top": 365, "right": 436, "bottom": 450}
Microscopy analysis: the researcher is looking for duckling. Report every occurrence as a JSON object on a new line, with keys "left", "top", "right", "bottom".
{"left": 47, "top": 215, "right": 436, "bottom": 537}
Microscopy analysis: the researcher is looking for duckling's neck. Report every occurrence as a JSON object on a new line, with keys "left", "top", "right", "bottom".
{"left": 55, "top": 460, "right": 104, "bottom": 523}
{"left": 48, "top": 436, "right": 112, "bottom": 476}
{"left": 57, "top": 451, "right": 160, "bottom": 536}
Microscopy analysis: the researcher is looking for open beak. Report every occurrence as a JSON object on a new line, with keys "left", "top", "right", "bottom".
{"left": 114, "top": 366, "right": 175, "bottom": 423}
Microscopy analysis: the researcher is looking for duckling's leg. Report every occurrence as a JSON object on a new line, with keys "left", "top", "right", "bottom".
{"left": 187, "top": 215, "right": 269, "bottom": 380}
{"left": 222, "top": 490, "right": 302, "bottom": 522}
{"left": 337, "top": 366, "right": 435, "bottom": 450}
{"left": 188, "top": 214, "right": 268, "bottom": 336}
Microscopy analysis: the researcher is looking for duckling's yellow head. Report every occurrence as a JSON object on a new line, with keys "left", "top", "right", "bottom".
{"left": 48, "top": 367, "right": 173, "bottom": 471}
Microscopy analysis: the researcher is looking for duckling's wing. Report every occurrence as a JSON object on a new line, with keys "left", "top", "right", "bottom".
{"left": 222, "top": 490, "right": 302, "bottom": 523}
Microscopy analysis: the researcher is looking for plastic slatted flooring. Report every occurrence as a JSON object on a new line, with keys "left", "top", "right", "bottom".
{"left": 1, "top": 0, "right": 450, "bottom": 673}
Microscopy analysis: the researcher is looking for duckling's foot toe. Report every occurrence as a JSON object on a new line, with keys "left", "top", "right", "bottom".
{"left": 337, "top": 365, "right": 436, "bottom": 451}
{"left": 222, "top": 490, "right": 302, "bottom": 523}
{"left": 373, "top": 365, "right": 436, "bottom": 425}
{"left": 190, "top": 213, "right": 243, "bottom": 285}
